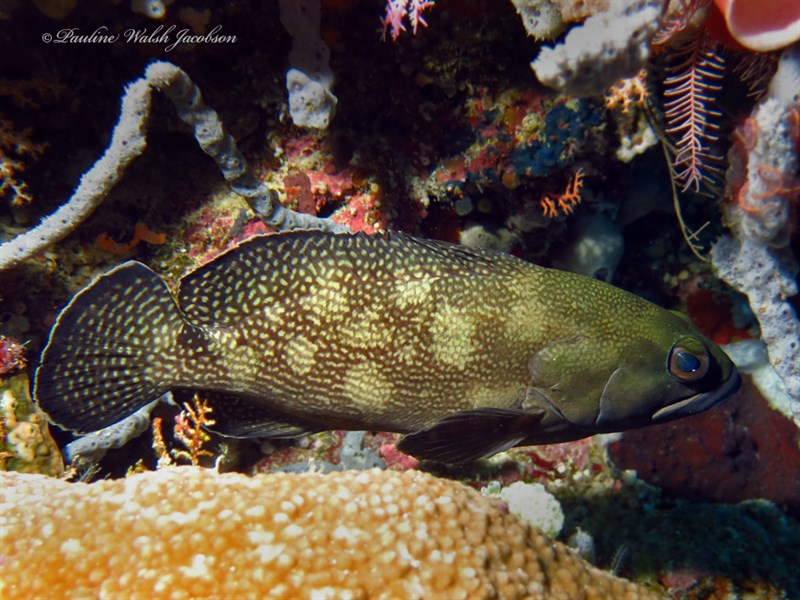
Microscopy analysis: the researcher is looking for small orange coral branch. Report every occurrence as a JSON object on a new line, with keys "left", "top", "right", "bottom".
{"left": 605, "top": 71, "right": 649, "bottom": 114}
{"left": 151, "top": 417, "right": 173, "bottom": 469}
{"left": 540, "top": 170, "right": 584, "bottom": 218}
{"left": 172, "top": 396, "right": 216, "bottom": 467}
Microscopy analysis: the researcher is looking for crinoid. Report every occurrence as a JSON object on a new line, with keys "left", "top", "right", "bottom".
{"left": 661, "top": 30, "right": 726, "bottom": 193}
{"left": 643, "top": 0, "right": 729, "bottom": 258}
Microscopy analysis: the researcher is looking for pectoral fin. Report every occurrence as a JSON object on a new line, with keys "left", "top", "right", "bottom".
{"left": 185, "top": 390, "right": 319, "bottom": 439}
{"left": 397, "top": 407, "right": 546, "bottom": 464}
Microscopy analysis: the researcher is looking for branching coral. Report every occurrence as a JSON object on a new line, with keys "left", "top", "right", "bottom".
{"left": 0, "top": 467, "right": 662, "bottom": 599}
{"left": 381, "top": 0, "right": 436, "bottom": 42}
{"left": 605, "top": 70, "right": 650, "bottom": 114}
{"left": 539, "top": 169, "right": 584, "bottom": 218}
{"left": 0, "top": 116, "right": 47, "bottom": 206}
{"left": 171, "top": 396, "right": 216, "bottom": 466}
{"left": 0, "top": 77, "right": 63, "bottom": 205}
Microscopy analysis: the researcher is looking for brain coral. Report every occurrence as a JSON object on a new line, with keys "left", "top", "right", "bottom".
{"left": 0, "top": 467, "right": 661, "bottom": 599}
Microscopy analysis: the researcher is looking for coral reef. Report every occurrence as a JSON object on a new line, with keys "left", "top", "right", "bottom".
{"left": 0, "top": 61, "right": 344, "bottom": 271}
{"left": 0, "top": 466, "right": 660, "bottom": 599}
{"left": 509, "top": 0, "right": 566, "bottom": 41}
{"left": 0, "top": 374, "right": 63, "bottom": 475}
{"left": 0, "top": 76, "right": 60, "bottom": 206}
{"left": 711, "top": 238, "right": 799, "bottom": 412}
{"left": 0, "top": 115, "right": 47, "bottom": 206}
{"left": 0, "top": 1, "right": 797, "bottom": 596}
{"left": 708, "top": 43, "right": 799, "bottom": 415}
{"left": 0, "top": 334, "right": 26, "bottom": 376}
{"left": 722, "top": 44, "right": 800, "bottom": 248}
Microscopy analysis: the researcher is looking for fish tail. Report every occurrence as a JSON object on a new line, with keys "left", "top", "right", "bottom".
{"left": 34, "top": 262, "right": 187, "bottom": 434}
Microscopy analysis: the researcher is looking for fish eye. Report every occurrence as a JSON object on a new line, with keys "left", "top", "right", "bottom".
{"left": 668, "top": 341, "right": 709, "bottom": 383}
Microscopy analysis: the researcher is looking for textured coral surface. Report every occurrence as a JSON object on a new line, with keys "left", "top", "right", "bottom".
{"left": 0, "top": 467, "right": 661, "bottom": 599}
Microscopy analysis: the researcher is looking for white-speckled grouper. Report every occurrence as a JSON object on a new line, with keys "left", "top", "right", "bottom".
{"left": 34, "top": 231, "right": 741, "bottom": 463}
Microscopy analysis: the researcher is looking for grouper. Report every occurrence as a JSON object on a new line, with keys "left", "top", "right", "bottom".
{"left": 34, "top": 231, "right": 741, "bottom": 463}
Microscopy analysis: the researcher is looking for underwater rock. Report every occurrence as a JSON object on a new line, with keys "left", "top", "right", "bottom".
{"left": 0, "top": 467, "right": 661, "bottom": 599}
{"left": 510, "top": 0, "right": 566, "bottom": 41}
{"left": 551, "top": 213, "right": 624, "bottom": 282}
{"left": 608, "top": 376, "right": 800, "bottom": 518}
{"left": 532, "top": 0, "right": 661, "bottom": 96}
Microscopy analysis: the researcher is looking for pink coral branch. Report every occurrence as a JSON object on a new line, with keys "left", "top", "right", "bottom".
{"left": 381, "top": 0, "right": 435, "bottom": 42}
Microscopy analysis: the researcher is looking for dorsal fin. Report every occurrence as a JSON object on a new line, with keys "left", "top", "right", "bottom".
{"left": 177, "top": 230, "right": 533, "bottom": 326}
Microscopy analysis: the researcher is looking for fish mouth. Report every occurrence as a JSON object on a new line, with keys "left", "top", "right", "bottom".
{"left": 651, "top": 370, "right": 742, "bottom": 423}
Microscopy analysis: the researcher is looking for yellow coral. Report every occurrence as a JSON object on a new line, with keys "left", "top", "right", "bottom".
{"left": 0, "top": 467, "right": 661, "bottom": 599}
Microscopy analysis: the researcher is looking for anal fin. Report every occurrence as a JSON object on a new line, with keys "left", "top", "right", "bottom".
{"left": 177, "top": 390, "right": 319, "bottom": 439}
{"left": 397, "top": 407, "right": 545, "bottom": 464}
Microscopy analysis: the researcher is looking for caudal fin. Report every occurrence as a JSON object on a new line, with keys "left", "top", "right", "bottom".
{"left": 34, "top": 262, "right": 186, "bottom": 434}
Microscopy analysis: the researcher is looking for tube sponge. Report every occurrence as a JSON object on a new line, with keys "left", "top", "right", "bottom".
{"left": 0, "top": 467, "right": 661, "bottom": 599}
{"left": 713, "top": 0, "right": 800, "bottom": 52}
{"left": 279, "top": 0, "right": 337, "bottom": 129}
